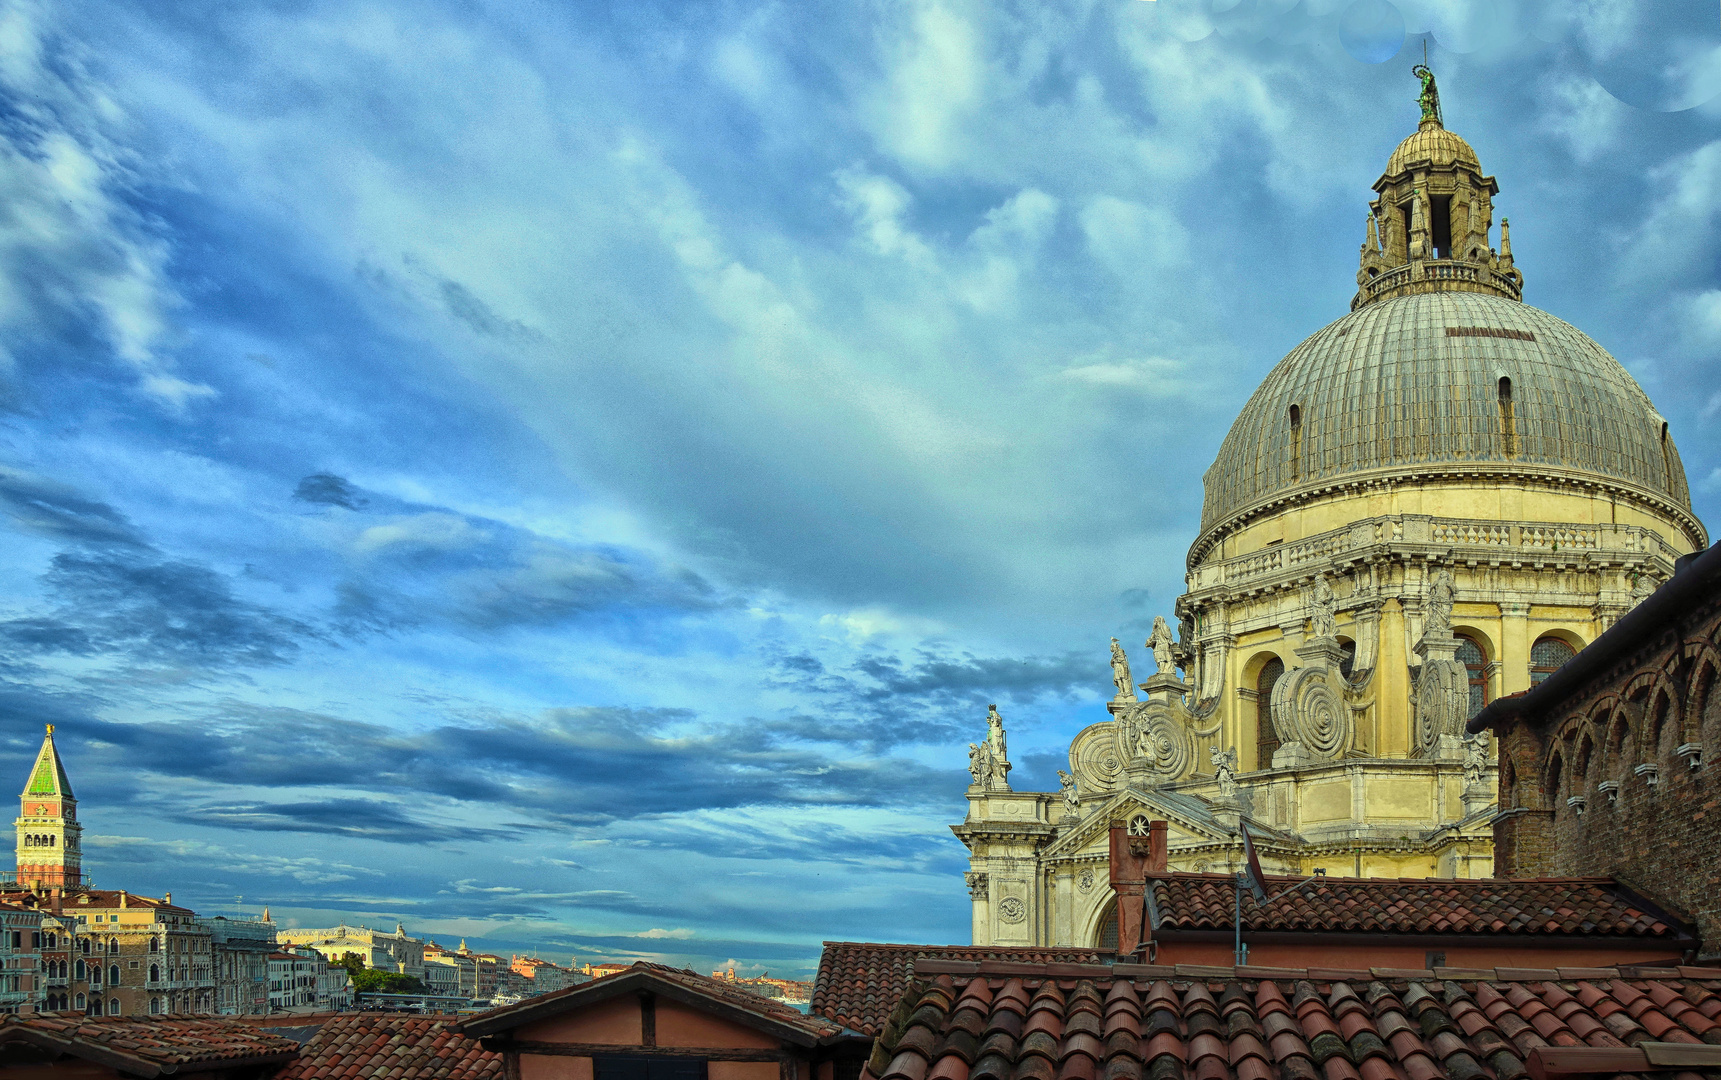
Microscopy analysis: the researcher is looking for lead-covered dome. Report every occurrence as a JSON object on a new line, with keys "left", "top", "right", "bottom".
{"left": 1196, "top": 291, "right": 1698, "bottom": 555}
{"left": 1385, "top": 121, "right": 1479, "bottom": 175}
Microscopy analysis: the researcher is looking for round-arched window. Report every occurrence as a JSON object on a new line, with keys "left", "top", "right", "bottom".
{"left": 1257, "top": 657, "right": 1285, "bottom": 768}
{"left": 1096, "top": 900, "right": 1118, "bottom": 951}
{"left": 1531, "top": 637, "right": 1576, "bottom": 686}
{"left": 1456, "top": 634, "right": 1490, "bottom": 717}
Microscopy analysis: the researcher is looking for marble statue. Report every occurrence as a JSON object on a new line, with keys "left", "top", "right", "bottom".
{"left": 1210, "top": 745, "right": 1238, "bottom": 798}
{"left": 1463, "top": 735, "right": 1488, "bottom": 790}
{"left": 967, "top": 742, "right": 986, "bottom": 787}
{"left": 1427, "top": 568, "right": 1455, "bottom": 637}
{"left": 1630, "top": 572, "right": 1657, "bottom": 608}
{"left": 1109, "top": 638, "right": 1135, "bottom": 701}
{"left": 1057, "top": 769, "right": 1079, "bottom": 815}
{"left": 1309, "top": 576, "right": 1337, "bottom": 639}
{"left": 1147, "top": 617, "right": 1176, "bottom": 676}
{"left": 981, "top": 705, "right": 1011, "bottom": 790}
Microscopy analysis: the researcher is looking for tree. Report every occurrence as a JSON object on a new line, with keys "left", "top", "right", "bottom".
{"left": 336, "top": 952, "right": 367, "bottom": 980}
{"left": 352, "top": 968, "right": 427, "bottom": 995}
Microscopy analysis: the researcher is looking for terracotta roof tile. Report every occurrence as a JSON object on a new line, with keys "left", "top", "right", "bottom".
{"left": 857, "top": 965, "right": 1721, "bottom": 1080}
{"left": 0, "top": 1014, "right": 300, "bottom": 1072}
{"left": 274, "top": 1014, "right": 498, "bottom": 1080}
{"left": 1148, "top": 875, "right": 1690, "bottom": 940}
{"left": 817, "top": 943, "right": 1105, "bottom": 1036}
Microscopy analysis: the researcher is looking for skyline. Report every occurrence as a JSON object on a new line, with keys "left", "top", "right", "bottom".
{"left": 2, "top": 0, "right": 1720, "bottom": 980}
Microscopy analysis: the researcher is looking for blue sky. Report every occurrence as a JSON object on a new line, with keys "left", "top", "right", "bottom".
{"left": 1, "top": 0, "right": 1719, "bottom": 980}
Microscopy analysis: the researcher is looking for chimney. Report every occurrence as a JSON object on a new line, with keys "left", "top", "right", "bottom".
{"left": 119, "top": 891, "right": 128, "bottom": 908}
{"left": 163, "top": 891, "right": 171, "bottom": 905}
{"left": 1147, "top": 820, "right": 1168, "bottom": 872}
{"left": 1108, "top": 824, "right": 1148, "bottom": 957}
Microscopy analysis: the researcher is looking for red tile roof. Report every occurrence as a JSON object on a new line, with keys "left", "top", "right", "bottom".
{"left": 0, "top": 1013, "right": 301, "bottom": 1076}
{"left": 274, "top": 1013, "right": 498, "bottom": 1080}
{"left": 1148, "top": 874, "right": 1693, "bottom": 941}
{"left": 861, "top": 962, "right": 1721, "bottom": 1080}
{"left": 462, "top": 961, "right": 850, "bottom": 1043}
{"left": 814, "top": 943, "right": 1106, "bottom": 1036}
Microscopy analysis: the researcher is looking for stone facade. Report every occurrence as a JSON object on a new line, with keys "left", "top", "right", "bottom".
{"left": 201, "top": 915, "right": 277, "bottom": 1015}
{"left": 1476, "top": 542, "right": 1721, "bottom": 958}
{"left": 954, "top": 78, "right": 1707, "bottom": 949}
{"left": 278, "top": 922, "right": 425, "bottom": 980}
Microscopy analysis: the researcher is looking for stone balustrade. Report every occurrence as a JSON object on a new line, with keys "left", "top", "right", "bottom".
{"left": 1198, "top": 514, "right": 1681, "bottom": 589}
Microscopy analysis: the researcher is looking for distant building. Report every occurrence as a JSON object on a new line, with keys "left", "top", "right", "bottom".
{"left": 0, "top": 900, "right": 43, "bottom": 1015}
{"left": 199, "top": 914, "right": 277, "bottom": 1015}
{"left": 579, "top": 962, "right": 630, "bottom": 980}
{"left": 12, "top": 726, "right": 84, "bottom": 891}
{"left": 509, "top": 956, "right": 586, "bottom": 996}
{"left": 424, "top": 940, "right": 476, "bottom": 998}
{"left": 268, "top": 945, "right": 348, "bottom": 1012}
{"left": 278, "top": 922, "right": 424, "bottom": 979}
{"left": 709, "top": 966, "right": 813, "bottom": 1005}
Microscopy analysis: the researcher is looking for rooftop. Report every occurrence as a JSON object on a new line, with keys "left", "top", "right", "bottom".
{"left": 815, "top": 944, "right": 1106, "bottom": 1036}
{"left": 862, "top": 962, "right": 1721, "bottom": 1080}
{"left": 273, "top": 1013, "right": 498, "bottom": 1080}
{"left": 0, "top": 1014, "right": 300, "bottom": 1077}
{"left": 1148, "top": 874, "right": 1693, "bottom": 942}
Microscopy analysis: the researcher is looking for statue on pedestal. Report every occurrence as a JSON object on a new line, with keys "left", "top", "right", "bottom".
{"left": 1210, "top": 745, "right": 1238, "bottom": 799}
{"left": 1309, "top": 576, "right": 1337, "bottom": 639}
{"left": 1109, "top": 638, "right": 1136, "bottom": 702}
{"left": 1426, "top": 569, "right": 1455, "bottom": 639}
{"left": 1057, "top": 770, "right": 1079, "bottom": 818}
{"left": 1147, "top": 617, "right": 1176, "bottom": 677}
{"left": 1463, "top": 735, "right": 1488, "bottom": 791}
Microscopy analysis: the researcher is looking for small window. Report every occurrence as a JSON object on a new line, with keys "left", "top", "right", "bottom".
{"left": 1661, "top": 422, "right": 1675, "bottom": 491}
{"left": 1456, "top": 634, "right": 1490, "bottom": 718}
{"left": 1498, "top": 377, "right": 1517, "bottom": 457}
{"left": 1288, "top": 404, "right": 1303, "bottom": 481}
{"left": 1530, "top": 638, "right": 1576, "bottom": 686}
{"left": 108, "top": 998, "right": 120, "bottom": 1016}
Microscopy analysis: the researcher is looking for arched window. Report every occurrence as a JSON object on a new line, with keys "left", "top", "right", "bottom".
{"left": 75, "top": 993, "right": 84, "bottom": 1011}
{"left": 1096, "top": 899, "right": 1118, "bottom": 951}
{"left": 74, "top": 959, "right": 84, "bottom": 981}
{"left": 107, "top": 940, "right": 118, "bottom": 955}
{"left": 108, "top": 998, "right": 120, "bottom": 1016}
{"left": 1531, "top": 637, "right": 1576, "bottom": 686}
{"left": 1339, "top": 640, "right": 1356, "bottom": 681}
{"left": 1288, "top": 405, "right": 1303, "bottom": 481}
{"left": 109, "top": 965, "right": 120, "bottom": 986}
{"left": 1456, "top": 634, "right": 1490, "bottom": 717}
{"left": 1257, "top": 657, "right": 1285, "bottom": 769}
{"left": 149, "top": 938, "right": 158, "bottom": 953}
{"left": 149, "top": 964, "right": 159, "bottom": 984}
{"left": 149, "top": 996, "right": 160, "bottom": 1015}
{"left": 1498, "top": 377, "right": 1517, "bottom": 457}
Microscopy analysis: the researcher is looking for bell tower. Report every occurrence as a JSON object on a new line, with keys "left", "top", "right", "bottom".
{"left": 1353, "top": 64, "right": 1523, "bottom": 310}
{"left": 15, "top": 725, "right": 82, "bottom": 888}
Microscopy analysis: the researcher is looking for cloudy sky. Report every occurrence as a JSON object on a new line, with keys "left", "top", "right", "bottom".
{"left": 1, "top": 0, "right": 1718, "bottom": 979}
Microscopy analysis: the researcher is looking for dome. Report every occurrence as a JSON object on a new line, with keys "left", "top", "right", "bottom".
{"left": 1196, "top": 291, "right": 1698, "bottom": 553}
{"left": 1385, "top": 120, "right": 1480, "bottom": 176}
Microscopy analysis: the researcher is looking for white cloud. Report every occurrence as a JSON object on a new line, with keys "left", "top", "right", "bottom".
{"left": 0, "top": 3, "right": 208, "bottom": 406}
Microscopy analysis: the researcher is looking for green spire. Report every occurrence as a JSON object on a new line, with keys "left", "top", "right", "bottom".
{"left": 23, "top": 725, "right": 73, "bottom": 799}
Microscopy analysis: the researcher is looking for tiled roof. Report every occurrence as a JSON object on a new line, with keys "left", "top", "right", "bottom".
{"left": 815, "top": 943, "right": 1106, "bottom": 1036}
{"left": 862, "top": 961, "right": 1721, "bottom": 1080}
{"left": 1149, "top": 875, "right": 1692, "bottom": 940}
{"left": 62, "top": 890, "right": 196, "bottom": 915}
{"left": 462, "top": 961, "right": 850, "bottom": 1043}
{"left": 0, "top": 1014, "right": 301, "bottom": 1076}
{"left": 275, "top": 1014, "right": 498, "bottom": 1080}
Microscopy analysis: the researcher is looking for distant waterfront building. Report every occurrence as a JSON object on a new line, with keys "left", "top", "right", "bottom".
{"left": 509, "top": 955, "right": 586, "bottom": 995}
{"left": 424, "top": 940, "right": 476, "bottom": 998}
{"left": 278, "top": 922, "right": 424, "bottom": 979}
{"left": 0, "top": 900, "right": 44, "bottom": 1015}
{"left": 200, "top": 914, "right": 277, "bottom": 1015}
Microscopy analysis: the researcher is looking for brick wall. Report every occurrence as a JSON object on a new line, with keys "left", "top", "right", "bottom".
{"left": 1493, "top": 587, "right": 1721, "bottom": 957}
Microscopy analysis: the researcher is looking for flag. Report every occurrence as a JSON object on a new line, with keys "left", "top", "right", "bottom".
{"left": 1239, "top": 821, "right": 1268, "bottom": 905}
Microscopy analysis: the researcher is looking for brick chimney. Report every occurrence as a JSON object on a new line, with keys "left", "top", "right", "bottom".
{"left": 1108, "top": 819, "right": 1171, "bottom": 957}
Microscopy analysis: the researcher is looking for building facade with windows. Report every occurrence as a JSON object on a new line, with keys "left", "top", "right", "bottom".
{"left": 954, "top": 75, "right": 1707, "bottom": 949}
{"left": 201, "top": 915, "right": 276, "bottom": 1015}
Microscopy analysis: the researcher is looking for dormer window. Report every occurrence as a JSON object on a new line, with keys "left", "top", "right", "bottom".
{"left": 1498, "top": 377, "right": 1517, "bottom": 456}
{"left": 1289, "top": 404, "right": 1303, "bottom": 481}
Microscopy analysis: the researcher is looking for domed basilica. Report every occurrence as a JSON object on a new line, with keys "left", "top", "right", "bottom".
{"left": 953, "top": 77, "right": 1708, "bottom": 949}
